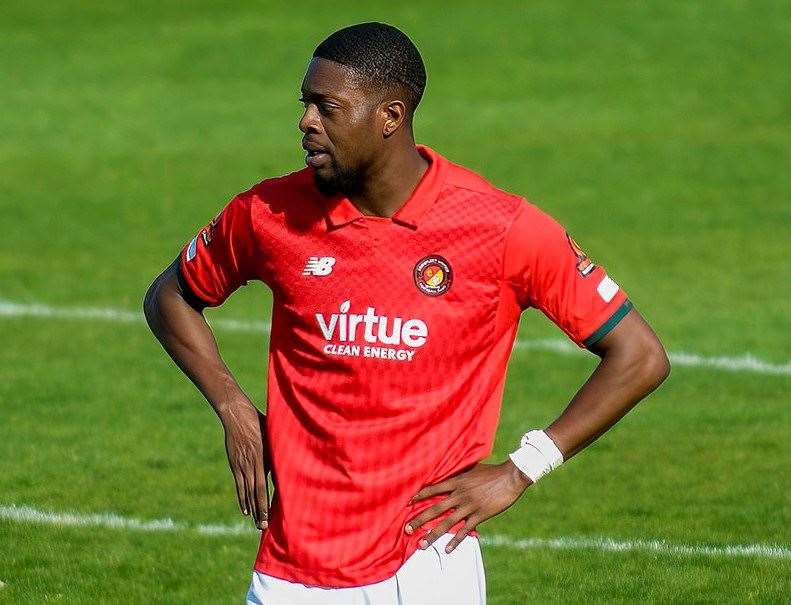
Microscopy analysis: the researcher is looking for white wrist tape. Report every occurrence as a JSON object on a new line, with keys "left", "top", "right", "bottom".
{"left": 508, "top": 430, "right": 564, "bottom": 483}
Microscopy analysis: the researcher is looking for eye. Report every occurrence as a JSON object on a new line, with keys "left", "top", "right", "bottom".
{"left": 299, "top": 97, "right": 338, "bottom": 115}
{"left": 318, "top": 103, "right": 336, "bottom": 115}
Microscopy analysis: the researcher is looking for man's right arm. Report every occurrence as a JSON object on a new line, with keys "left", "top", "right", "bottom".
{"left": 143, "top": 257, "right": 270, "bottom": 530}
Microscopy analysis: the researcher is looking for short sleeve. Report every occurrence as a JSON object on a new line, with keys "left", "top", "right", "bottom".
{"left": 504, "top": 201, "right": 632, "bottom": 348}
{"left": 179, "top": 195, "right": 257, "bottom": 307}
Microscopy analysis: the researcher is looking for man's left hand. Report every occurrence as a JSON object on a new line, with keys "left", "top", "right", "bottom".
{"left": 405, "top": 460, "right": 532, "bottom": 553}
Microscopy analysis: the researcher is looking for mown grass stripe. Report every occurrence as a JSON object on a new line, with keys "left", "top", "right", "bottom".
{"left": 2, "top": 504, "right": 788, "bottom": 561}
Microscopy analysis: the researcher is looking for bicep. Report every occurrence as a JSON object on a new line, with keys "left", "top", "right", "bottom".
{"left": 588, "top": 306, "right": 670, "bottom": 374}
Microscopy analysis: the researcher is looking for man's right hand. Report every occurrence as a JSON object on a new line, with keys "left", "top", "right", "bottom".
{"left": 220, "top": 400, "right": 270, "bottom": 530}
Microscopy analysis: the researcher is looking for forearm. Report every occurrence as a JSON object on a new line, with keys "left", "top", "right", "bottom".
{"left": 143, "top": 261, "right": 253, "bottom": 420}
{"left": 546, "top": 311, "right": 671, "bottom": 459}
{"left": 144, "top": 259, "right": 271, "bottom": 527}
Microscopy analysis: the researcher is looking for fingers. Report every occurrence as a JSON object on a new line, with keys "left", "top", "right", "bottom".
{"left": 244, "top": 470, "right": 257, "bottom": 524}
{"left": 405, "top": 498, "right": 457, "bottom": 535}
{"left": 233, "top": 469, "right": 248, "bottom": 516}
{"left": 409, "top": 479, "right": 453, "bottom": 504}
{"left": 444, "top": 517, "right": 478, "bottom": 553}
{"left": 233, "top": 460, "right": 269, "bottom": 531}
{"left": 417, "top": 509, "right": 468, "bottom": 549}
{"left": 253, "top": 460, "right": 269, "bottom": 530}
{"left": 224, "top": 410, "right": 270, "bottom": 530}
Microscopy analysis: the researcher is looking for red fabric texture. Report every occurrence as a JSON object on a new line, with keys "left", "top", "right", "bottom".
{"left": 180, "top": 146, "right": 628, "bottom": 587}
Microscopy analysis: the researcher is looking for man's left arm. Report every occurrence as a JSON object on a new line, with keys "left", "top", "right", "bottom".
{"left": 405, "top": 202, "right": 671, "bottom": 553}
{"left": 405, "top": 308, "right": 669, "bottom": 553}
{"left": 544, "top": 306, "right": 670, "bottom": 462}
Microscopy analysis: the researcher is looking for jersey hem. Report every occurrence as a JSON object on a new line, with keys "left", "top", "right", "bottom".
{"left": 253, "top": 530, "right": 480, "bottom": 589}
{"left": 582, "top": 299, "right": 633, "bottom": 348}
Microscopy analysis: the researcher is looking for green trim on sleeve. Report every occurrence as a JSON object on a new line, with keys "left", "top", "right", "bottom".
{"left": 582, "top": 299, "right": 634, "bottom": 348}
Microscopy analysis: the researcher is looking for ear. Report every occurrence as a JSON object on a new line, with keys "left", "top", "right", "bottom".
{"left": 380, "top": 100, "right": 407, "bottom": 138}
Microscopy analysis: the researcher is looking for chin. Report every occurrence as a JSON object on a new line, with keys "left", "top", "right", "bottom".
{"left": 312, "top": 164, "right": 361, "bottom": 197}
{"left": 312, "top": 171, "right": 340, "bottom": 196}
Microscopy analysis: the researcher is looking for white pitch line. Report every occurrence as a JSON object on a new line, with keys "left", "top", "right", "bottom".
{"left": 480, "top": 533, "right": 791, "bottom": 560}
{"left": 0, "top": 299, "right": 270, "bottom": 335}
{"left": 512, "top": 338, "right": 791, "bottom": 376}
{"left": 1, "top": 298, "right": 790, "bottom": 376}
{"left": 1, "top": 504, "right": 789, "bottom": 561}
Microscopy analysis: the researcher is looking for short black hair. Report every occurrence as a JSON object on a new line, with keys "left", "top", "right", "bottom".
{"left": 313, "top": 22, "right": 426, "bottom": 115}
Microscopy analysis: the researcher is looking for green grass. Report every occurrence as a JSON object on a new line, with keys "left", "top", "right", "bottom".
{"left": 1, "top": 1, "right": 790, "bottom": 603}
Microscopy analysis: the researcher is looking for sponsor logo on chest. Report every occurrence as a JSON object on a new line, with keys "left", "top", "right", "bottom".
{"left": 315, "top": 300, "right": 428, "bottom": 362}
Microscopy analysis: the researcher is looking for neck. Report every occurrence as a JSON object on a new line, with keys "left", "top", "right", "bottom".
{"left": 347, "top": 142, "right": 429, "bottom": 218}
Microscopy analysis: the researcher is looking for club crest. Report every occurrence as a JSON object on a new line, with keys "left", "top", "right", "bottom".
{"left": 414, "top": 255, "right": 453, "bottom": 296}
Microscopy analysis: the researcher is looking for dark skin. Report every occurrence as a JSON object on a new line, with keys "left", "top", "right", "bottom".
{"left": 143, "top": 56, "right": 671, "bottom": 548}
{"left": 299, "top": 57, "right": 428, "bottom": 215}
{"left": 144, "top": 257, "right": 272, "bottom": 530}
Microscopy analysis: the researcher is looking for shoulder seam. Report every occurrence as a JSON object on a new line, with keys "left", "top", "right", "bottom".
{"left": 443, "top": 179, "right": 517, "bottom": 199}
{"left": 235, "top": 190, "right": 264, "bottom": 281}
{"left": 500, "top": 198, "right": 529, "bottom": 288}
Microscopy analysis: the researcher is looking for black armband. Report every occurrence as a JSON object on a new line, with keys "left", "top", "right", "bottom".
{"left": 176, "top": 262, "right": 209, "bottom": 311}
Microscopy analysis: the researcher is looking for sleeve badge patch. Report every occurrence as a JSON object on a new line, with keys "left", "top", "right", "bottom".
{"left": 597, "top": 275, "right": 619, "bottom": 302}
{"left": 200, "top": 213, "right": 222, "bottom": 247}
{"left": 566, "top": 233, "right": 596, "bottom": 277}
{"left": 186, "top": 236, "right": 198, "bottom": 262}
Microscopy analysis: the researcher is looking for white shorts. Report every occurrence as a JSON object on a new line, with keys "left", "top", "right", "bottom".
{"left": 245, "top": 533, "right": 486, "bottom": 604}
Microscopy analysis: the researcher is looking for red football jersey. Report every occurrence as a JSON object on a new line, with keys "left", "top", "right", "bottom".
{"left": 180, "top": 145, "right": 630, "bottom": 587}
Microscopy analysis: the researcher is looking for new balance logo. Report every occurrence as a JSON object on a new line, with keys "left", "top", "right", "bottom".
{"left": 303, "top": 256, "right": 336, "bottom": 276}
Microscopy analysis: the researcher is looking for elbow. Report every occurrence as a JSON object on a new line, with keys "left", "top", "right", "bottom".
{"left": 655, "top": 347, "right": 672, "bottom": 384}
{"left": 142, "top": 276, "right": 162, "bottom": 327}
{"left": 643, "top": 339, "right": 671, "bottom": 388}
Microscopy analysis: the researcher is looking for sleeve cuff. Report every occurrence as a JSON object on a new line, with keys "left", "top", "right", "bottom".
{"left": 176, "top": 261, "right": 211, "bottom": 309}
{"left": 179, "top": 249, "right": 221, "bottom": 307}
{"left": 582, "top": 299, "right": 633, "bottom": 348}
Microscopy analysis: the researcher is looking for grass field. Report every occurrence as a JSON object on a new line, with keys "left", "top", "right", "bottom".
{"left": 1, "top": 1, "right": 790, "bottom": 603}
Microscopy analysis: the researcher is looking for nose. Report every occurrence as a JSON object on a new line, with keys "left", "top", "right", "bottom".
{"left": 299, "top": 103, "right": 321, "bottom": 134}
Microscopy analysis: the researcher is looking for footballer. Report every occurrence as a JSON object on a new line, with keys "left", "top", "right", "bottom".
{"left": 144, "top": 22, "right": 670, "bottom": 604}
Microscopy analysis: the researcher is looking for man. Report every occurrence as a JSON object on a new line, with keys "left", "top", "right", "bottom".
{"left": 144, "top": 22, "right": 670, "bottom": 604}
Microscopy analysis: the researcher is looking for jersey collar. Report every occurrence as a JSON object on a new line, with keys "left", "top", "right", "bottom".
{"left": 322, "top": 145, "right": 448, "bottom": 230}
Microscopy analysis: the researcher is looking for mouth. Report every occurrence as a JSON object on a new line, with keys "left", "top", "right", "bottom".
{"left": 302, "top": 142, "right": 331, "bottom": 169}
{"left": 305, "top": 149, "right": 331, "bottom": 169}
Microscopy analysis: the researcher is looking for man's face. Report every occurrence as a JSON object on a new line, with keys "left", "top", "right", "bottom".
{"left": 299, "top": 57, "right": 384, "bottom": 196}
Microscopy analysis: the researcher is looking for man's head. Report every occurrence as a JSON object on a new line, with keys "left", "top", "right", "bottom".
{"left": 299, "top": 23, "right": 426, "bottom": 196}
